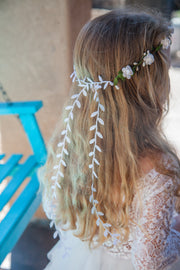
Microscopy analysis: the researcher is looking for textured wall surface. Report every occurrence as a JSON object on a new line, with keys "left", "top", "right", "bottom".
{"left": 0, "top": 0, "right": 91, "bottom": 156}
{"left": 0, "top": 0, "right": 91, "bottom": 218}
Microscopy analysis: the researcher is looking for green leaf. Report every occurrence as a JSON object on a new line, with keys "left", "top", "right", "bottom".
{"left": 114, "top": 77, "right": 118, "bottom": 85}
{"left": 154, "top": 44, "right": 162, "bottom": 52}
{"left": 119, "top": 73, "right": 125, "bottom": 81}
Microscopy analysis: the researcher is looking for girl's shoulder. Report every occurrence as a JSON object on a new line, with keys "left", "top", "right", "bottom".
{"left": 140, "top": 151, "right": 180, "bottom": 176}
{"left": 138, "top": 152, "right": 180, "bottom": 192}
{"left": 160, "top": 152, "right": 180, "bottom": 172}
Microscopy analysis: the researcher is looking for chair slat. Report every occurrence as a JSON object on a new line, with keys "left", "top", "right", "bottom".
{"left": 19, "top": 114, "right": 47, "bottom": 164}
{"left": 0, "top": 154, "right": 23, "bottom": 183}
{"left": 0, "top": 155, "right": 37, "bottom": 211}
{"left": 0, "top": 154, "right": 5, "bottom": 160}
{"left": 0, "top": 101, "right": 42, "bottom": 115}
{"left": 0, "top": 173, "right": 41, "bottom": 264}
{"left": 0, "top": 100, "right": 46, "bottom": 264}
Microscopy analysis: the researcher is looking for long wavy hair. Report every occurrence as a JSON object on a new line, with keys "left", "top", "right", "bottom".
{"left": 41, "top": 8, "right": 180, "bottom": 247}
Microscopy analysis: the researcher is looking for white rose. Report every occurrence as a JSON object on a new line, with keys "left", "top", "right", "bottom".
{"left": 161, "top": 37, "right": 171, "bottom": 49}
{"left": 143, "top": 51, "right": 154, "bottom": 67}
{"left": 122, "top": 65, "right": 133, "bottom": 79}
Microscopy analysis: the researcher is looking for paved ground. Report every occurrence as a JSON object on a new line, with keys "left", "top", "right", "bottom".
{"left": 1, "top": 219, "right": 58, "bottom": 270}
{"left": 0, "top": 56, "right": 180, "bottom": 270}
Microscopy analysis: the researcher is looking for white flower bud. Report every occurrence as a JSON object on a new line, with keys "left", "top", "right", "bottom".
{"left": 122, "top": 65, "right": 133, "bottom": 79}
{"left": 161, "top": 37, "right": 171, "bottom": 50}
{"left": 143, "top": 51, "right": 154, "bottom": 66}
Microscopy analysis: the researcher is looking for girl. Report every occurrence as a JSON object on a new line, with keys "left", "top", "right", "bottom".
{"left": 41, "top": 8, "right": 180, "bottom": 270}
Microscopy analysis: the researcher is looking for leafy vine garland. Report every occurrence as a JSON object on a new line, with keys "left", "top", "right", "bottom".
{"left": 51, "top": 70, "right": 121, "bottom": 244}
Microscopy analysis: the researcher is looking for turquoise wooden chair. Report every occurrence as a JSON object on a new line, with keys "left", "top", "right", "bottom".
{"left": 0, "top": 101, "right": 47, "bottom": 264}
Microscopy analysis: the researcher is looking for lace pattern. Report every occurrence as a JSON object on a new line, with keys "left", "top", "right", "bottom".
{"left": 43, "top": 154, "right": 180, "bottom": 269}
{"left": 101, "top": 154, "right": 180, "bottom": 269}
{"left": 131, "top": 170, "right": 177, "bottom": 270}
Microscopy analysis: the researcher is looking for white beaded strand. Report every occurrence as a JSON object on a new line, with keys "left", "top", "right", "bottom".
{"left": 51, "top": 78, "right": 89, "bottom": 198}
{"left": 88, "top": 91, "right": 121, "bottom": 245}
{"left": 52, "top": 70, "right": 122, "bottom": 244}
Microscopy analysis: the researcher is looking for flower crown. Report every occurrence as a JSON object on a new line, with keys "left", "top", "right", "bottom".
{"left": 50, "top": 37, "right": 171, "bottom": 247}
{"left": 113, "top": 37, "right": 171, "bottom": 88}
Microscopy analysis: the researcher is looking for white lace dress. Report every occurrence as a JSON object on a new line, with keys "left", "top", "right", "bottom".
{"left": 43, "top": 156, "right": 180, "bottom": 270}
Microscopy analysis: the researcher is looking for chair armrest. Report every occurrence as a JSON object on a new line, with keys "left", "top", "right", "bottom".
{"left": 0, "top": 101, "right": 42, "bottom": 115}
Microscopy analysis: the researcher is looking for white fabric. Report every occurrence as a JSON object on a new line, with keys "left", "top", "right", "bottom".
{"left": 43, "top": 155, "right": 180, "bottom": 269}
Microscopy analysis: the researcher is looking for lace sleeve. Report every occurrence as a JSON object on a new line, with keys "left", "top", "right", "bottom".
{"left": 131, "top": 171, "right": 176, "bottom": 270}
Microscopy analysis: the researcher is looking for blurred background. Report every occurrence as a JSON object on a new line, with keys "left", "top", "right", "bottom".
{"left": 0, "top": 0, "right": 180, "bottom": 269}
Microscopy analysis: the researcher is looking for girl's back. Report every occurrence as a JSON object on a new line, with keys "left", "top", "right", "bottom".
{"left": 41, "top": 8, "right": 180, "bottom": 270}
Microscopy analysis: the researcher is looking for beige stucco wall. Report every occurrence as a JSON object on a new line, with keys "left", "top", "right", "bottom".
{"left": 0, "top": 0, "right": 91, "bottom": 218}
{"left": 0, "top": 0, "right": 91, "bottom": 155}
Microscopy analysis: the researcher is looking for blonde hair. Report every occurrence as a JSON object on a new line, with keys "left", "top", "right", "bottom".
{"left": 41, "top": 8, "right": 180, "bottom": 247}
